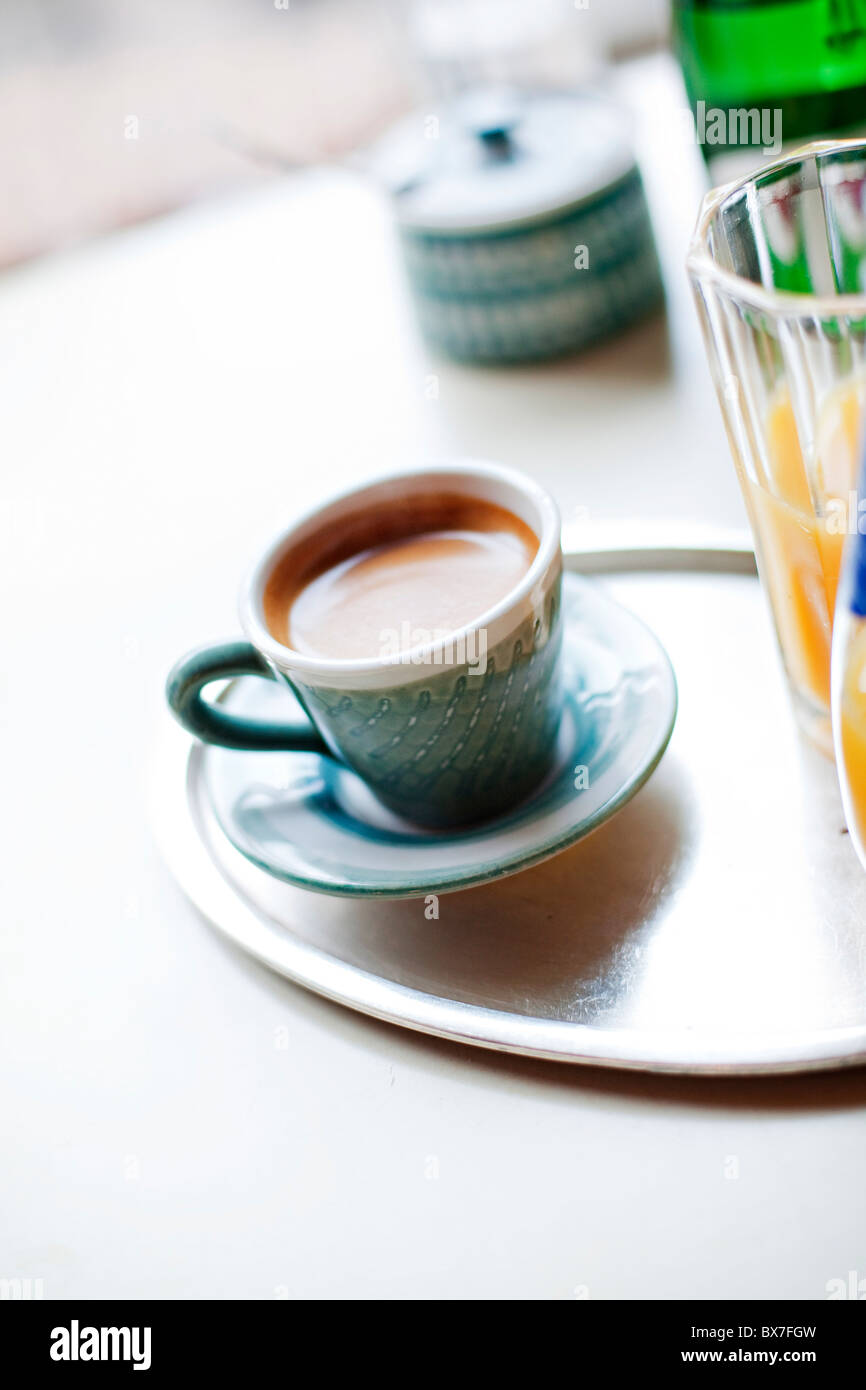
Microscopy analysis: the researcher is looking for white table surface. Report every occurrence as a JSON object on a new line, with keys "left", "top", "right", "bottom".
{"left": 3, "top": 56, "right": 865, "bottom": 1301}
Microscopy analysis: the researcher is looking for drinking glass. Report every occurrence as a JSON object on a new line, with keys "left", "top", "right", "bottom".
{"left": 688, "top": 139, "right": 866, "bottom": 755}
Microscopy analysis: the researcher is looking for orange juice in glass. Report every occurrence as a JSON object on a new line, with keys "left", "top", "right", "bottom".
{"left": 688, "top": 139, "right": 866, "bottom": 754}
{"left": 744, "top": 377, "right": 865, "bottom": 734}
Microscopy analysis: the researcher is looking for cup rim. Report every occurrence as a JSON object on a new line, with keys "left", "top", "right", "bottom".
{"left": 686, "top": 136, "right": 866, "bottom": 317}
{"left": 239, "top": 459, "right": 561, "bottom": 680}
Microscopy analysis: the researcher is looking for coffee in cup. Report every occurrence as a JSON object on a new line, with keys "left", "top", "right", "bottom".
{"left": 167, "top": 463, "right": 563, "bottom": 828}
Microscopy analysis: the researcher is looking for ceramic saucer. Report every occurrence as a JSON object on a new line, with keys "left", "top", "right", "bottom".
{"left": 202, "top": 573, "right": 677, "bottom": 897}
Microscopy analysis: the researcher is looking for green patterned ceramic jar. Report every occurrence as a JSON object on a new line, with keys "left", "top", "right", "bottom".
{"left": 372, "top": 90, "right": 663, "bottom": 362}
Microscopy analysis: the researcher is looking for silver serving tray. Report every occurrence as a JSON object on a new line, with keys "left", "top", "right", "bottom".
{"left": 151, "top": 533, "right": 866, "bottom": 1075}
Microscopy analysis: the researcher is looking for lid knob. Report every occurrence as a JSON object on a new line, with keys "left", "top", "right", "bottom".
{"left": 457, "top": 88, "right": 522, "bottom": 157}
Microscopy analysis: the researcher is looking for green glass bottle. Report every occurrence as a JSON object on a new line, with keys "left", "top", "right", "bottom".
{"left": 673, "top": 0, "right": 866, "bottom": 158}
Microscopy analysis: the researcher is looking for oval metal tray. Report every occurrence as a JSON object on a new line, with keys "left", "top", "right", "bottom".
{"left": 151, "top": 534, "right": 866, "bottom": 1075}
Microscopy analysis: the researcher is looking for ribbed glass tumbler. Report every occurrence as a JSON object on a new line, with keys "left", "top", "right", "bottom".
{"left": 688, "top": 139, "right": 866, "bottom": 755}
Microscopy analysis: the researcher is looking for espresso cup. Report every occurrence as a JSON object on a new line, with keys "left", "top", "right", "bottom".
{"left": 167, "top": 461, "right": 564, "bottom": 828}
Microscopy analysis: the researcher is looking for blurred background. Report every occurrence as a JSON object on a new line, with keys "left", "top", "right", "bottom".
{"left": 0, "top": 0, "right": 667, "bottom": 266}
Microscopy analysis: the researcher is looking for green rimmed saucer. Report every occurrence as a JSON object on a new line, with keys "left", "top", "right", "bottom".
{"left": 202, "top": 573, "right": 676, "bottom": 898}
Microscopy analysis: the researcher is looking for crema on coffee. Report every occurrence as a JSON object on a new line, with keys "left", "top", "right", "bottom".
{"left": 263, "top": 494, "right": 538, "bottom": 662}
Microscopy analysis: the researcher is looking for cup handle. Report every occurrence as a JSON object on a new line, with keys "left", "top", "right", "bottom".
{"left": 166, "top": 640, "right": 332, "bottom": 754}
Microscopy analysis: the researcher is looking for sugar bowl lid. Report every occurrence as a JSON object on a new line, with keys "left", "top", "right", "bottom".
{"left": 370, "top": 88, "right": 636, "bottom": 234}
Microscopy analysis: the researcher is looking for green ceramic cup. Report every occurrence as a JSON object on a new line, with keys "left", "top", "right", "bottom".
{"left": 167, "top": 462, "right": 564, "bottom": 828}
